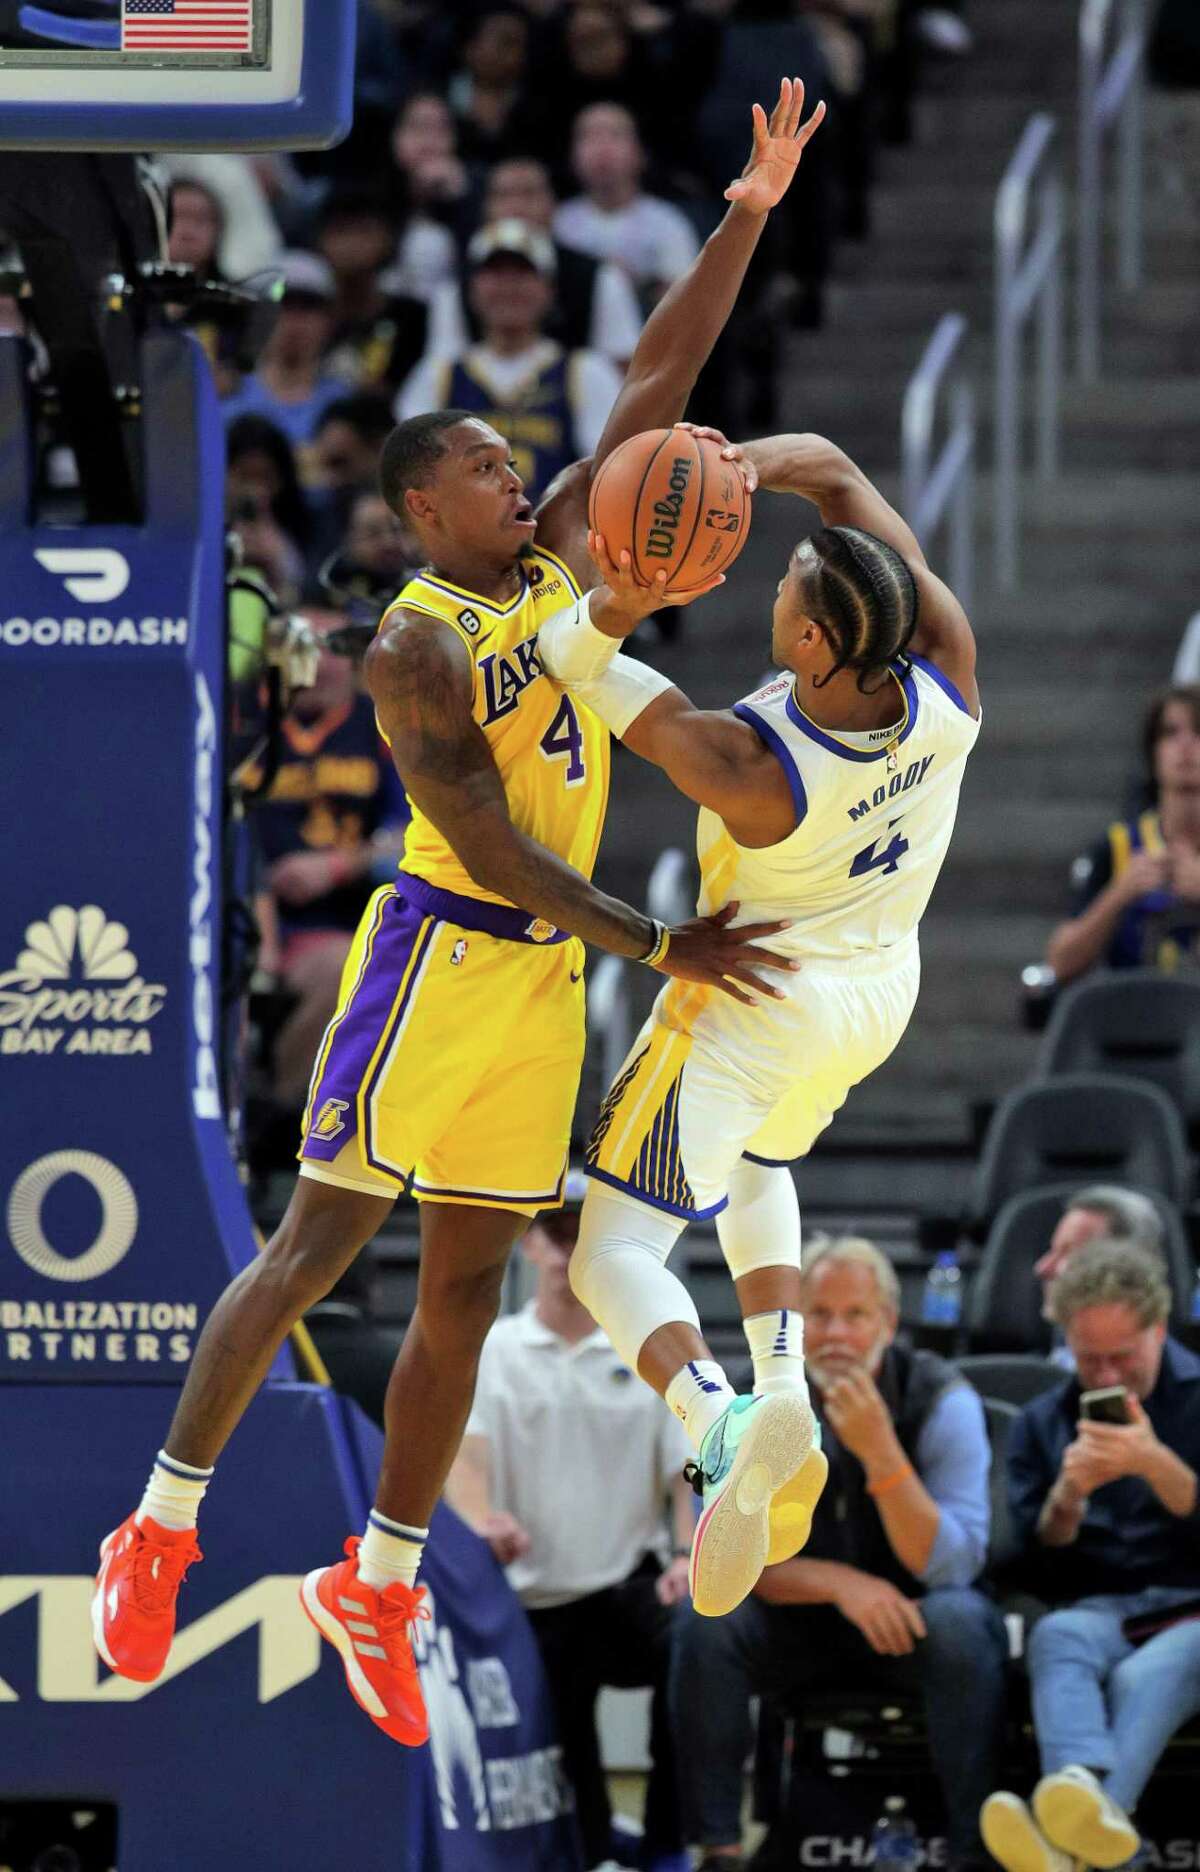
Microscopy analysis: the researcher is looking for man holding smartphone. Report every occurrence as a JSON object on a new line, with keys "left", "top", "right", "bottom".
{"left": 981, "top": 1239, "right": 1200, "bottom": 1872}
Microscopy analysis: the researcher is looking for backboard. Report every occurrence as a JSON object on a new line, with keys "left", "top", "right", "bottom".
{"left": 0, "top": 0, "right": 354, "bottom": 150}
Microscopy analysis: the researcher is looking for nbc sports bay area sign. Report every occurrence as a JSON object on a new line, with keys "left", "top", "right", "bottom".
{"left": 3, "top": 1152, "right": 197, "bottom": 1369}
{"left": 0, "top": 905, "right": 168, "bottom": 1057}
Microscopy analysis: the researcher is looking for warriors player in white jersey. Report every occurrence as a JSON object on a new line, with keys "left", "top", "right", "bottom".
{"left": 535, "top": 426, "right": 979, "bottom": 1619}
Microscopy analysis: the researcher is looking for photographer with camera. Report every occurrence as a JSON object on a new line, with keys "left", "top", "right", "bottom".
{"left": 982, "top": 1239, "right": 1200, "bottom": 1872}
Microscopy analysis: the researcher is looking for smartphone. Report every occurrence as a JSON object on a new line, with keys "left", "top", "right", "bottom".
{"left": 1080, "top": 1386, "right": 1131, "bottom": 1425}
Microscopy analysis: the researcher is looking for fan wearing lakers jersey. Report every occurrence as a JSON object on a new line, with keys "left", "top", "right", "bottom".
{"left": 538, "top": 428, "right": 980, "bottom": 1619}
{"left": 91, "top": 83, "right": 827, "bottom": 1748}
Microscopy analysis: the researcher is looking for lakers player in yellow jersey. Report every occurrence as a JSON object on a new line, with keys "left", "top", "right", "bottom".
{"left": 92, "top": 78, "right": 829, "bottom": 1745}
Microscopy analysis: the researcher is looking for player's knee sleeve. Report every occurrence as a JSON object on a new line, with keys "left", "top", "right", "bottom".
{"left": 716, "top": 1158, "right": 802, "bottom": 1280}
{"left": 569, "top": 1185, "right": 695, "bottom": 1371}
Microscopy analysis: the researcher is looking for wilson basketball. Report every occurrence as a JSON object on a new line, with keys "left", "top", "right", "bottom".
{"left": 588, "top": 428, "right": 751, "bottom": 595}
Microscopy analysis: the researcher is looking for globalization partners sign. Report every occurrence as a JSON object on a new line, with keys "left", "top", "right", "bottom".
{"left": 3, "top": 1151, "right": 198, "bottom": 1370}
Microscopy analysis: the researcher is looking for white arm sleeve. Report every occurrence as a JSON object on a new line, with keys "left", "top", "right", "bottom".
{"left": 537, "top": 588, "right": 625, "bottom": 684}
{"left": 572, "top": 652, "right": 676, "bottom": 739}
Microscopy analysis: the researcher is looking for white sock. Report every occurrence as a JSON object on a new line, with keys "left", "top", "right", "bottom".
{"left": 136, "top": 1449, "right": 214, "bottom": 1531}
{"left": 357, "top": 1509, "right": 427, "bottom": 1591}
{"left": 744, "top": 1308, "right": 809, "bottom": 1397}
{"left": 665, "top": 1359, "right": 736, "bottom": 1451}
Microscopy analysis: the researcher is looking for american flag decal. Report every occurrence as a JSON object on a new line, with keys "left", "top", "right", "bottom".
{"left": 122, "top": 0, "right": 253, "bottom": 51}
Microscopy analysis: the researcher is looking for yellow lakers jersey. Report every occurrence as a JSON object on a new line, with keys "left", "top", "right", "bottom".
{"left": 379, "top": 547, "right": 610, "bottom": 908}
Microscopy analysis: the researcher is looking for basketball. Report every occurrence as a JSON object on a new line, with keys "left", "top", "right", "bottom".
{"left": 588, "top": 427, "right": 751, "bottom": 595}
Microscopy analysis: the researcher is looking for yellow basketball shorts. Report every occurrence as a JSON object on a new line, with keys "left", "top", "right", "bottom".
{"left": 298, "top": 879, "right": 586, "bottom": 1215}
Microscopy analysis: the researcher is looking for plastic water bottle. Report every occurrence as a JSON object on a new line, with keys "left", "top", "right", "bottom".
{"left": 920, "top": 1249, "right": 962, "bottom": 1327}
{"left": 872, "top": 1796, "right": 919, "bottom": 1872}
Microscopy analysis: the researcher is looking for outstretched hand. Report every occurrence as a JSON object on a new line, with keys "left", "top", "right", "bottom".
{"left": 726, "top": 76, "right": 827, "bottom": 214}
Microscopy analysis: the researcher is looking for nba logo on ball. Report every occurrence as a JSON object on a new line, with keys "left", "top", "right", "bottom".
{"left": 588, "top": 427, "right": 751, "bottom": 596}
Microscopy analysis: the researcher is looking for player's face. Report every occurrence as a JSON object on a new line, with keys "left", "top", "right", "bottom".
{"left": 421, "top": 420, "right": 537, "bottom": 558}
{"left": 800, "top": 1260, "right": 897, "bottom": 1390}
{"left": 1153, "top": 699, "right": 1200, "bottom": 792}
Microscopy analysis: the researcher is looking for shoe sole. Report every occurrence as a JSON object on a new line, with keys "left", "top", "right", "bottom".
{"left": 982, "top": 1794, "right": 1060, "bottom": 1872}
{"left": 690, "top": 1392, "right": 814, "bottom": 1618}
{"left": 299, "top": 1570, "right": 427, "bottom": 1745}
{"left": 1034, "top": 1778, "right": 1139, "bottom": 1868}
{"left": 766, "top": 1445, "right": 829, "bottom": 1567}
{"left": 90, "top": 1530, "right": 166, "bottom": 1683}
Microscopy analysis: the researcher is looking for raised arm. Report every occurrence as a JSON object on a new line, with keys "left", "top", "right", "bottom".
{"left": 535, "top": 78, "right": 826, "bottom": 582}
{"left": 364, "top": 610, "right": 795, "bottom": 1002}
{"left": 740, "top": 430, "right": 979, "bottom": 715}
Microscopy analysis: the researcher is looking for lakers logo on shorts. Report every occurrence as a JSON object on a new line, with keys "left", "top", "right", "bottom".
{"left": 311, "top": 1097, "right": 349, "bottom": 1142}
{"left": 525, "top": 917, "right": 559, "bottom": 944}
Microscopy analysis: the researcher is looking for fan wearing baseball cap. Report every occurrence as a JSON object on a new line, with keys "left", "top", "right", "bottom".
{"left": 221, "top": 248, "right": 348, "bottom": 454}
{"left": 396, "top": 216, "right": 622, "bottom": 503}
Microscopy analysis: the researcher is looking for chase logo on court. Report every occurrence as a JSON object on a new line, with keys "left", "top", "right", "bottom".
{"left": 457, "top": 608, "right": 483, "bottom": 637}
{"left": 524, "top": 918, "right": 558, "bottom": 944}
{"left": 0, "top": 905, "right": 168, "bottom": 1058}
{"left": 311, "top": 1098, "right": 349, "bottom": 1142}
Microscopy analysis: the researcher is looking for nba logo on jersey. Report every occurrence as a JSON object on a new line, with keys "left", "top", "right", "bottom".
{"left": 450, "top": 938, "right": 469, "bottom": 967}
{"left": 311, "top": 1097, "right": 349, "bottom": 1141}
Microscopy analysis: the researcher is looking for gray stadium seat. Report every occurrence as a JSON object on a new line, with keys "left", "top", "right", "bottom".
{"left": 969, "top": 1074, "right": 1191, "bottom": 1229}
{"left": 1037, "top": 971, "right": 1200, "bottom": 1133}
{"left": 956, "top": 1352, "right": 1064, "bottom": 1407}
{"left": 965, "top": 1182, "right": 1196, "bottom": 1351}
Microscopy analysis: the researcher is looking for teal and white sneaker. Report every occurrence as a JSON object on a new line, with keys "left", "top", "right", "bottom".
{"left": 688, "top": 1392, "right": 815, "bottom": 1618}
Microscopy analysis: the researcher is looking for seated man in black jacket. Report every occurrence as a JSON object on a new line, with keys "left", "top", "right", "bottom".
{"left": 672, "top": 1235, "right": 1007, "bottom": 1871}
{"left": 983, "top": 1239, "right": 1200, "bottom": 1872}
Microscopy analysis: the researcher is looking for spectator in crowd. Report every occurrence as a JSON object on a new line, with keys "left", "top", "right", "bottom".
{"left": 315, "top": 192, "right": 432, "bottom": 396}
{"left": 250, "top": 600, "right": 408, "bottom": 1114}
{"left": 1045, "top": 685, "right": 1200, "bottom": 981}
{"left": 1035, "top": 1185, "right": 1167, "bottom": 1298}
{"left": 522, "top": 1, "right": 663, "bottom": 168}
{"left": 397, "top": 218, "right": 621, "bottom": 502}
{"left": 447, "top": 6, "right": 532, "bottom": 166}
{"left": 340, "top": 487, "right": 421, "bottom": 599}
{"left": 160, "top": 152, "right": 284, "bottom": 278}
{"left": 221, "top": 251, "right": 347, "bottom": 459}
{"left": 432, "top": 155, "right": 644, "bottom": 366}
{"left": 387, "top": 90, "right": 475, "bottom": 267}
{"left": 672, "top": 1235, "right": 1006, "bottom": 1870}
{"left": 311, "top": 393, "right": 396, "bottom": 495}
{"left": 226, "top": 412, "right": 315, "bottom": 598}
{"left": 1034, "top": 1184, "right": 1169, "bottom": 1369}
{"left": 445, "top": 1175, "right": 692, "bottom": 1872}
{"left": 983, "top": 1240, "right": 1200, "bottom": 1872}
{"left": 555, "top": 103, "right": 700, "bottom": 305}
{"left": 167, "top": 176, "right": 227, "bottom": 284}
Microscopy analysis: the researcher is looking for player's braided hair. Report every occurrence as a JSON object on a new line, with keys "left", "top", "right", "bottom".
{"left": 796, "top": 525, "right": 920, "bottom": 693}
{"left": 379, "top": 409, "right": 477, "bottom": 515}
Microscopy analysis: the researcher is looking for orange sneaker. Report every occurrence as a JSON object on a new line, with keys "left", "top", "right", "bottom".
{"left": 92, "top": 1512, "right": 203, "bottom": 1682}
{"left": 300, "top": 1537, "right": 430, "bottom": 1746}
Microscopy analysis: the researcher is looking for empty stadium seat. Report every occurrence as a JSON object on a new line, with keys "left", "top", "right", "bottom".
{"left": 965, "top": 1182, "right": 1196, "bottom": 1352}
{"left": 969, "top": 1074, "right": 1191, "bottom": 1229}
{"left": 1037, "top": 971, "right": 1200, "bottom": 1134}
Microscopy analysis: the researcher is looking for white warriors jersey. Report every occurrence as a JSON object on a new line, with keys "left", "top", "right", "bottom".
{"left": 695, "top": 654, "right": 980, "bottom": 962}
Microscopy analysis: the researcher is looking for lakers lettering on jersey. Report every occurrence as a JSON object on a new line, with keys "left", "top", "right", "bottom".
{"left": 378, "top": 546, "right": 610, "bottom": 911}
